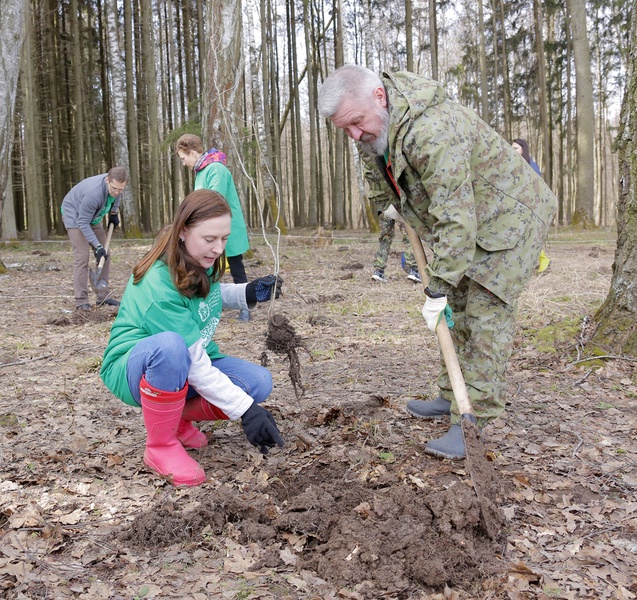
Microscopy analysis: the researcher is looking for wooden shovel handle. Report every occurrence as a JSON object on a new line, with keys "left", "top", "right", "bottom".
{"left": 97, "top": 222, "right": 115, "bottom": 270}
{"left": 402, "top": 221, "right": 474, "bottom": 417}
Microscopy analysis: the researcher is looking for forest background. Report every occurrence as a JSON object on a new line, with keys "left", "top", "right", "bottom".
{"left": 2, "top": 2, "right": 637, "bottom": 597}
{"left": 0, "top": 0, "right": 631, "bottom": 242}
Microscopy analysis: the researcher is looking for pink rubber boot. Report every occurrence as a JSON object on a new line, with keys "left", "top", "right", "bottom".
{"left": 140, "top": 377, "right": 206, "bottom": 487}
{"left": 176, "top": 397, "right": 230, "bottom": 449}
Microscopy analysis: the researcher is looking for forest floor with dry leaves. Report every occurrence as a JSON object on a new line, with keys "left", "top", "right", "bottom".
{"left": 0, "top": 227, "right": 635, "bottom": 600}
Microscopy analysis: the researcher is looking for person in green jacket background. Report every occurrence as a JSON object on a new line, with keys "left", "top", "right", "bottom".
{"left": 318, "top": 65, "right": 557, "bottom": 460}
{"left": 176, "top": 134, "right": 252, "bottom": 321}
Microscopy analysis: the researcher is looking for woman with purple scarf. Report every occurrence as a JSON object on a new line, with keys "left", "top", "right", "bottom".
{"left": 176, "top": 134, "right": 252, "bottom": 321}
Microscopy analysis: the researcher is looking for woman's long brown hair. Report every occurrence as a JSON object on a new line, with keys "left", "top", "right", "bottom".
{"left": 132, "top": 189, "right": 230, "bottom": 298}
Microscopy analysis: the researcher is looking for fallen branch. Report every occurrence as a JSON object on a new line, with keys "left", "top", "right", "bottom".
{"left": 0, "top": 354, "right": 53, "bottom": 368}
{"left": 572, "top": 354, "right": 637, "bottom": 365}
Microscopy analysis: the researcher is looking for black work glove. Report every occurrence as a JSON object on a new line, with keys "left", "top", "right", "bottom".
{"left": 108, "top": 212, "right": 120, "bottom": 228}
{"left": 93, "top": 244, "right": 108, "bottom": 264}
{"left": 241, "top": 403, "right": 285, "bottom": 454}
{"left": 246, "top": 275, "right": 284, "bottom": 303}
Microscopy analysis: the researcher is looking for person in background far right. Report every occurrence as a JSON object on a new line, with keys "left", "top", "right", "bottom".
{"left": 512, "top": 138, "right": 551, "bottom": 273}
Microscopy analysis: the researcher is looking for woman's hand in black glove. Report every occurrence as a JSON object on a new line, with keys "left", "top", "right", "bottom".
{"left": 241, "top": 402, "right": 285, "bottom": 454}
{"left": 246, "top": 275, "right": 284, "bottom": 303}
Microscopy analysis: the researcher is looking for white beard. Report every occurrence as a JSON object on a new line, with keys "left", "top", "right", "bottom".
{"left": 359, "top": 107, "right": 390, "bottom": 156}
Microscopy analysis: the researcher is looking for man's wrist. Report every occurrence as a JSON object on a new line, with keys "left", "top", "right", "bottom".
{"left": 424, "top": 287, "right": 445, "bottom": 299}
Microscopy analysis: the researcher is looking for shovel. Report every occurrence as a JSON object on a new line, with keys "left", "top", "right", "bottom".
{"left": 385, "top": 205, "right": 503, "bottom": 539}
{"left": 89, "top": 222, "right": 114, "bottom": 293}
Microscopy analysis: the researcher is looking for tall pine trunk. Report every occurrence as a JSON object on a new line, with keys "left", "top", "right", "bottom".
{"left": 140, "top": 0, "right": 162, "bottom": 230}
{"left": 105, "top": 0, "right": 138, "bottom": 236}
{"left": 70, "top": 0, "right": 85, "bottom": 181}
{"left": 568, "top": 0, "right": 596, "bottom": 227}
{"left": 22, "top": 0, "right": 46, "bottom": 240}
{"left": 534, "top": 0, "right": 551, "bottom": 188}
{"left": 0, "top": 0, "right": 27, "bottom": 246}
{"left": 331, "top": 0, "right": 346, "bottom": 228}
{"left": 123, "top": 0, "right": 140, "bottom": 232}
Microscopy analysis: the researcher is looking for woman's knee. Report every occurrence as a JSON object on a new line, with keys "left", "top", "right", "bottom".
{"left": 152, "top": 331, "right": 189, "bottom": 358}
{"left": 128, "top": 332, "right": 191, "bottom": 390}
{"left": 251, "top": 365, "right": 273, "bottom": 403}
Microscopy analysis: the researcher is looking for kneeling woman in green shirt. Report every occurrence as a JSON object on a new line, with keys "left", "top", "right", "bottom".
{"left": 100, "top": 189, "right": 284, "bottom": 487}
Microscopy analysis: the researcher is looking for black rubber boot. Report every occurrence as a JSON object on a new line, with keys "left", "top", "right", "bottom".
{"left": 406, "top": 396, "right": 452, "bottom": 419}
{"left": 424, "top": 424, "right": 466, "bottom": 459}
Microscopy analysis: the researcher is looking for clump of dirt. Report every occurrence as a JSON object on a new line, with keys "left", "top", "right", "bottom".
{"left": 45, "top": 310, "right": 114, "bottom": 327}
{"left": 70, "top": 308, "right": 117, "bottom": 325}
{"left": 462, "top": 421, "right": 506, "bottom": 539}
{"left": 269, "top": 466, "right": 502, "bottom": 594}
{"left": 265, "top": 313, "right": 306, "bottom": 399}
{"left": 118, "top": 451, "right": 503, "bottom": 598}
{"left": 117, "top": 486, "right": 279, "bottom": 549}
{"left": 46, "top": 315, "right": 71, "bottom": 326}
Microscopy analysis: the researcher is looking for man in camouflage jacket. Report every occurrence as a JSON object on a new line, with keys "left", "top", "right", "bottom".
{"left": 318, "top": 65, "right": 557, "bottom": 459}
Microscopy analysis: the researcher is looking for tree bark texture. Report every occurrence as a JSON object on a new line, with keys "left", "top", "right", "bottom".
{"left": 105, "top": 0, "right": 138, "bottom": 236}
{"left": 568, "top": 0, "right": 596, "bottom": 226}
{"left": 0, "top": 0, "right": 27, "bottom": 238}
{"left": 592, "top": 5, "right": 637, "bottom": 356}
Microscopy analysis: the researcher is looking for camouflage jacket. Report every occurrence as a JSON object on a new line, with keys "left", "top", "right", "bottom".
{"left": 363, "top": 71, "right": 557, "bottom": 304}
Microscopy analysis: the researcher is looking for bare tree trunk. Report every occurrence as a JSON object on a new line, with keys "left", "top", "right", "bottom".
{"left": 123, "top": 0, "right": 140, "bottom": 234}
{"left": 22, "top": 1, "right": 46, "bottom": 240}
{"left": 0, "top": 0, "right": 27, "bottom": 245}
{"left": 428, "top": 0, "right": 438, "bottom": 80}
{"left": 45, "top": 0, "right": 65, "bottom": 233}
{"left": 405, "top": 0, "right": 413, "bottom": 72}
{"left": 477, "top": 0, "right": 489, "bottom": 123}
{"left": 181, "top": 0, "right": 196, "bottom": 113}
{"left": 568, "top": 0, "right": 595, "bottom": 227}
{"left": 534, "top": 0, "right": 551, "bottom": 188}
{"left": 97, "top": 0, "right": 113, "bottom": 169}
{"left": 286, "top": 0, "right": 306, "bottom": 226}
{"left": 140, "top": 0, "right": 162, "bottom": 230}
{"left": 1, "top": 169, "right": 18, "bottom": 241}
{"left": 203, "top": 1, "right": 242, "bottom": 154}
{"left": 332, "top": 0, "right": 346, "bottom": 228}
{"left": 497, "top": 0, "right": 511, "bottom": 142}
{"left": 195, "top": 0, "right": 205, "bottom": 109}
{"left": 164, "top": 0, "right": 182, "bottom": 215}
{"left": 489, "top": 0, "right": 499, "bottom": 132}
{"left": 592, "top": 4, "right": 637, "bottom": 355}
{"left": 260, "top": 0, "right": 285, "bottom": 230}
{"left": 70, "top": 0, "right": 85, "bottom": 181}
{"left": 565, "top": 9, "right": 574, "bottom": 225}
{"left": 303, "top": 0, "right": 319, "bottom": 227}
{"left": 105, "top": 0, "right": 137, "bottom": 236}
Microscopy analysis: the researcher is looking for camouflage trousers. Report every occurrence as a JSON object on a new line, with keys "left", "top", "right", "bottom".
{"left": 373, "top": 216, "right": 416, "bottom": 270}
{"left": 436, "top": 277, "right": 518, "bottom": 427}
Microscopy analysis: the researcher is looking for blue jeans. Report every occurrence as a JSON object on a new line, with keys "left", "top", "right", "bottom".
{"left": 126, "top": 331, "right": 272, "bottom": 407}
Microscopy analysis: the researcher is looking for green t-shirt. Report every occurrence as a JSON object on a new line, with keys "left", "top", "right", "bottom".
{"left": 100, "top": 260, "right": 225, "bottom": 406}
{"left": 91, "top": 195, "right": 116, "bottom": 225}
